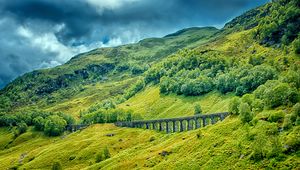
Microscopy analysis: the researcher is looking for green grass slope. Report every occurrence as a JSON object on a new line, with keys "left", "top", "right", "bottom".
{"left": 118, "top": 86, "right": 233, "bottom": 119}
{"left": 0, "top": 117, "right": 298, "bottom": 170}
{"left": 0, "top": 27, "right": 218, "bottom": 115}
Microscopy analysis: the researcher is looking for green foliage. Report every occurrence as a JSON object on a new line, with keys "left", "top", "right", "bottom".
{"left": 81, "top": 109, "right": 133, "bottom": 124}
{"left": 250, "top": 133, "right": 268, "bottom": 161}
{"left": 95, "top": 147, "right": 110, "bottom": 163}
{"left": 279, "top": 70, "right": 300, "bottom": 88}
{"left": 103, "top": 147, "right": 111, "bottom": 159}
{"left": 292, "top": 38, "right": 300, "bottom": 54}
{"left": 52, "top": 161, "right": 62, "bottom": 170}
{"left": 216, "top": 72, "right": 236, "bottom": 94}
{"left": 131, "top": 64, "right": 147, "bottom": 75}
{"left": 95, "top": 153, "right": 104, "bottom": 163}
{"left": 241, "top": 94, "right": 254, "bottom": 107}
{"left": 194, "top": 104, "right": 202, "bottom": 115}
{"left": 255, "top": 0, "right": 300, "bottom": 46}
{"left": 33, "top": 116, "right": 45, "bottom": 131}
{"left": 44, "top": 115, "right": 67, "bottom": 136}
{"left": 284, "top": 126, "right": 300, "bottom": 152}
{"left": 248, "top": 55, "right": 265, "bottom": 66}
{"left": 283, "top": 114, "right": 293, "bottom": 130}
{"left": 124, "top": 79, "right": 145, "bottom": 99}
{"left": 254, "top": 80, "right": 299, "bottom": 108}
{"left": 292, "top": 103, "right": 300, "bottom": 117}
{"left": 268, "top": 111, "right": 285, "bottom": 123}
{"left": 239, "top": 103, "right": 253, "bottom": 123}
{"left": 228, "top": 97, "right": 240, "bottom": 115}
{"left": 17, "top": 121, "right": 28, "bottom": 134}
{"left": 251, "top": 99, "right": 264, "bottom": 112}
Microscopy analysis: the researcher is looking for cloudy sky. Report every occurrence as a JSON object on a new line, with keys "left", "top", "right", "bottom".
{"left": 0, "top": 0, "right": 269, "bottom": 89}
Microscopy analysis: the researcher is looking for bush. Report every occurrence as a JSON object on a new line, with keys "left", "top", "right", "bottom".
{"left": 268, "top": 111, "right": 285, "bottom": 123}
{"left": 241, "top": 94, "right": 254, "bottom": 107}
{"left": 52, "top": 161, "right": 62, "bottom": 170}
{"left": 44, "top": 115, "right": 67, "bottom": 136}
{"left": 216, "top": 73, "right": 237, "bottom": 94}
{"left": 95, "top": 147, "right": 111, "bottom": 163}
{"left": 284, "top": 126, "right": 300, "bottom": 152}
{"left": 229, "top": 97, "right": 240, "bottom": 115}
{"left": 17, "top": 121, "right": 28, "bottom": 134}
{"left": 292, "top": 103, "right": 300, "bottom": 117}
{"left": 103, "top": 147, "right": 111, "bottom": 159}
{"left": 131, "top": 64, "right": 146, "bottom": 75}
{"left": 124, "top": 79, "right": 145, "bottom": 99}
{"left": 194, "top": 104, "right": 202, "bottom": 115}
{"left": 95, "top": 153, "right": 104, "bottom": 163}
{"left": 239, "top": 103, "right": 253, "bottom": 123}
{"left": 263, "top": 82, "right": 299, "bottom": 108}
{"left": 252, "top": 99, "right": 264, "bottom": 112}
{"left": 283, "top": 114, "right": 293, "bottom": 130}
{"left": 33, "top": 116, "right": 45, "bottom": 131}
{"left": 293, "top": 38, "right": 300, "bottom": 54}
{"left": 250, "top": 133, "right": 268, "bottom": 161}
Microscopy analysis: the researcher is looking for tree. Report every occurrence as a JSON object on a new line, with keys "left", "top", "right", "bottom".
{"left": 239, "top": 103, "right": 253, "bottom": 123}
{"left": 17, "top": 121, "right": 28, "bottom": 134}
{"left": 33, "top": 116, "right": 45, "bottom": 131}
{"left": 194, "top": 104, "right": 202, "bottom": 115}
{"left": 216, "top": 73, "right": 237, "bottom": 94}
{"left": 292, "top": 38, "right": 300, "bottom": 54}
{"left": 229, "top": 97, "right": 240, "bottom": 115}
{"left": 44, "top": 115, "right": 67, "bottom": 136}
{"left": 264, "top": 83, "right": 299, "bottom": 108}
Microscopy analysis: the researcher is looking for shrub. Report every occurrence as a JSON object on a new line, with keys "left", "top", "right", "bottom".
{"left": 239, "top": 103, "right": 253, "bottom": 123}
{"left": 241, "top": 94, "right": 254, "bottom": 107}
{"left": 284, "top": 126, "right": 300, "bottom": 152}
{"left": 194, "top": 104, "right": 202, "bottom": 115}
{"left": 293, "top": 38, "right": 300, "bottom": 54}
{"left": 292, "top": 103, "right": 300, "bottom": 117}
{"left": 17, "top": 121, "right": 28, "bottom": 134}
{"left": 216, "top": 73, "right": 237, "bottom": 94}
{"left": 103, "top": 147, "right": 111, "bottom": 159}
{"left": 263, "top": 82, "right": 299, "bottom": 108}
{"left": 149, "top": 136, "right": 155, "bottom": 142}
{"left": 131, "top": 64, "right": 146, "bottom": 75}
{"left": 283, "top": 114, "right": 293, "bottom": 130}
{"left": 44, "top": 115, "right": 67, "bottom": 136}
{"left": 95, "top": 147, "right": 111, "bottom": 163}
{"left": 250, "top": 133, "right": 268, "bottom": 161}
{"left": 33, "top": 116, "right": 45, "bottom": 131}
{"left": 267, "top": 136, "right": 282, "bottom": 159}
{"left": 95, "top": 153, "right": 104, "bottom": 163}
{"left": 268, "top": 111, "right": 285, "bottom": 123}
{"left": 124, "top": 79, "right": 145, "bottom": 99}
{"left": 228, "top": 97, "right": 240, "bottom": 115}
{"left": 52, "top": 161, "right": 62, "bottom": 170}
{"left": 252, "top": 99, "right": 264, "bottom": 112}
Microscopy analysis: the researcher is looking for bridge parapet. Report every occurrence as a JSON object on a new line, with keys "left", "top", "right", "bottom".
{"left": 115, "top": 112, "right": 229, "bottom": 133}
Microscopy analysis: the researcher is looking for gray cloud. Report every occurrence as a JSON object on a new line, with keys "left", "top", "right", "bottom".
{"left": 0, "top": 0, "right": 269, "bottom": 88}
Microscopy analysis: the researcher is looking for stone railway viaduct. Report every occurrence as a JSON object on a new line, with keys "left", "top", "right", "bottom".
{"left": 66, "top": 112, "right": 229, "bottom": 133}
{"left": 114, "top": 112, "right": 229, "bottom": 133}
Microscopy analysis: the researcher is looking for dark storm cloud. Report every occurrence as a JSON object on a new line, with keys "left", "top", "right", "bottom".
{"left": 0, "top": 0, "right": 269, "bottom": 88}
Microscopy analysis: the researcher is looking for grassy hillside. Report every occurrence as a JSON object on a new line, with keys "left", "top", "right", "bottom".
{"left": 0, "top": 116, "right": 298, "bottom": 170}
{"left": 118, "top": 86, "right": 232, "bottom": 119}
{"left": 0, "top": 27, "right": 218, "bottom": 115}
{"left": 0, "top": 0, "right": 299, "bottom": 169}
